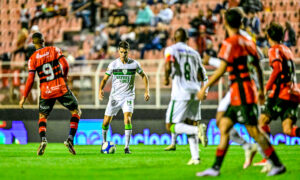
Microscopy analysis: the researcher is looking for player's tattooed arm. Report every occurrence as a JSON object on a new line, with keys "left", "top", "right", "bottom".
{"left": 164, "top": 61, "right": 171, "bottom": 86}
{"left": 139, "top": 71, "right": 150, "bottom": 101}
{"left": 99, "top": 74, "right": 110, "bottom": 101}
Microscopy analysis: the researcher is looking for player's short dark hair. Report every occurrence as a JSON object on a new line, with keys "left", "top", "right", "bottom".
{"left": 175, "top": 28, "right": 189, "bottom": 42}
{"left": 118, "top": 41, "right": 130, "bottom": 49}
{"left": 32, "top": 32, "right": 44, "bottom": 45}
{"left": 225, "top": 8, "right": 242, "bottom": 28}
{"left": 32, "top": 32, "right": 43, "bottom": 40}
{"left": 267, "top": 23, "right": 284, "bottom": 43}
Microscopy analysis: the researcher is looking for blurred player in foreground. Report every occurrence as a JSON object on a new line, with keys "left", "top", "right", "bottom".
{"left": 196, "top": 9, "right": 285, "bottom": 176}
{"left": 164, "top": 28, "right": 208, "bottom": 165}
{"left": 19, "top": 32, "right": 81, "bottom": 155}
{"left": 99, "top": 41, "right": 150, "bottom": 154}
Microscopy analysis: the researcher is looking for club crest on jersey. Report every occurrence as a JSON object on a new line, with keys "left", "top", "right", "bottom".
{"left": 122, "top": 69, "right": 127, "bottom": 75}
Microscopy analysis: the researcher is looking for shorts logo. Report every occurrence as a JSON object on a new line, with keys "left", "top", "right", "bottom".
{"left": 40, "top": 105, "right": 50, "bottom": 110}
{"left": 111, "top": 100, "right": 117, "bottom": 106}
{"left": 63, "top": 102, "right": 72, "bottom": 106}
{"left": 122, "top": 69, "right": 127, "bottom": 75}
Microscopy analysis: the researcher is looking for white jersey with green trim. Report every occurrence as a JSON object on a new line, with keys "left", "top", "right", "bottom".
{"left": 105, "top": 58, "right": 143, "bottom": 100}
{"left": 165, "top": 42, "right": 207, "bottom": 100}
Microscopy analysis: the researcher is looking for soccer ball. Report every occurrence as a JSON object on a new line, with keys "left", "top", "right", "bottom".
{"left": 101, "top": 141, "right": 116, "bottom": 154}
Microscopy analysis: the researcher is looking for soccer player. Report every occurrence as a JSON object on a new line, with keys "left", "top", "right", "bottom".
{"left": 19, "top": 32, "right": 81, "bottom": 155}
{"left": 164, "top": 28, "right": 208, "bottom": 165}
{"left": 203, "top": 53, "right": 258, "bottom": 169}
{"left": 255, "top": 23, "right": 300, "bottom": 166}
{"left": 99, "top": 41, "right": 150, "bottom": 154}
{"left": 196, "top": 9, "right": 285, "bottom": 176}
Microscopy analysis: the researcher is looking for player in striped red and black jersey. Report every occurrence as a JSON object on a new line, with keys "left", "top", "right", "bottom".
{"left": 19, "top": 32, "right": 81, "bottom": 155}
{"left": 255, "top": 23, "right": 300, "bottom": 165}
{"left": 196, "top": 9, "right": 285, "bottom": 176}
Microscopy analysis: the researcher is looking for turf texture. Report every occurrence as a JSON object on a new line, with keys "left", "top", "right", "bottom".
{"left": 0, "top": 144, "right": 299, "bottom": 180}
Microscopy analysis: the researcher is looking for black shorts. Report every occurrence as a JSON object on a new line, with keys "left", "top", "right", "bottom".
{"left": 262, "top": 98, "right": 298, "bottom": 122}
{"left": 39, "top": 90, "right": 79, "bottom": 115}
{"left": 224, "top": 104, "right": 259, "bottom": 125}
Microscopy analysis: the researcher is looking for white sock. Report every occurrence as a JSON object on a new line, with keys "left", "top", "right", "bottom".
{"left": 171, "top": 133, "right": 177, "bottom": 145}
{"left": 188, "top": 135, "right": 199, "bottom": 160}
{"left": 102, "top": 129, "right": 107, "bottom": 143}
{"left": 175, "top": 123, "right": 198, "bottom": 135}
{"left": 125, "top": 129, "right": 132, "bottom": 148}
{"left": 229, "top": 128, "right": 247, "bottom": 146}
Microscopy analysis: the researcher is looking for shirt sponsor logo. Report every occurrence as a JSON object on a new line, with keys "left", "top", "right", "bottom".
{"left": 36, "top": 52, "right": 50, "bottom": 59}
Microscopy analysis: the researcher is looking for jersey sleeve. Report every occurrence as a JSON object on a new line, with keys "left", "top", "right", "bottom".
{"left": 218, "top": 41, "right": 233, "bottom": 63}
{"left": 105, "top": 62, "right": 113, "bottom": 76}
{"left": 268, "top": 47, "right": 282, "bottom": 66}
{"left": 164, "top": 46, "right": 174, "bottom": 62}
{"left": 28, "top": 57, "right": 36, "bottom": 72}
{"left": 55, "top": 47, "right": 63, "bottom": 59}
{"left": 136, "top": 61, "right": 143, "bottom": 74}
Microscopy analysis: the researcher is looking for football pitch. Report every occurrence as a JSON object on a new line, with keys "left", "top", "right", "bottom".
{"left": 0, "top": 144, "right": 299, "bottom": 180}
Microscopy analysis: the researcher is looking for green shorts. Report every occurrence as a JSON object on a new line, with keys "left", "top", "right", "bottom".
{"left": 39, "top": 90, "right": 79, "bottom": 115}
{"left": 224, "top": 104, "right": 259, "bottom": 125}
{"left": 263, "top": 98, "right": 298, "bottom": 122}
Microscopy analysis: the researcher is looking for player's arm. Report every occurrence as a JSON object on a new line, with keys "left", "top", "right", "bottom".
{"left": 252, "top": 56, "right": 265, "bottom": 104}
{"left": 197, "top": 60, "right": 227, "bottom": 100}
{"left": 164, "top": 50, "right": 173, "bottom": 85}
{"left": 99, "top": 74, "right": 110, "bottom": 101}
{"left": 58, "top": 56, "right": 69, "bottom": 80}
{"left": 19, "top": 71, "right": 35, "bottom": 109}
{"left": 139, "top": 71, "right": 150, "bottom": 101}
{"left": 265, "top": 60, "right": 282, "bottom": 92}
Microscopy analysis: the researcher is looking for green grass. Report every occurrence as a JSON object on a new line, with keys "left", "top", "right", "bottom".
{"left": 0, "top": 144, "right": 299, "bottom": 180}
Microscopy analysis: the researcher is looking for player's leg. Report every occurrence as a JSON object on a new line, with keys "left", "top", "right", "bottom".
{"left": 102, "top": 115, "right": 113, "bottom": 143}
{"left": 165, "top": 100, "right": 177, "bottom": 151}
{"left": 282, "top": 101, "right": 300, "bottom": 137}
{"left": 102, "top": 98, "right": 122, "bottom": 145}
{"left": 245, "top": 125, "right": 286, "bottom": 176}
{"left": 186, "top": 119, "right": 200, "bottom": 165}
{"left": 164, "top": 123, "right": 177, "bottom": 151}
{"left": 37, "top": 113, "right": 48, "bottom": 156}
{"left": 37, "top": 97, "right": 55, "bottom": 156}
{"left": 58, "top": 90, "right": 81, "bottom": 155}
{"left": 217, "top": 92, "right": 256, "bottom": 168}
{"left": 196, "top": 117, "right": 233, "bottom": 176}
{"left": 124, "top": 112, "right": 133, "bottom": 154}
{"left": 196, "top": 101, "right": 207, "bottom": 147}
{"left": 122, "top": 98, "right": 134, "bottom": 154}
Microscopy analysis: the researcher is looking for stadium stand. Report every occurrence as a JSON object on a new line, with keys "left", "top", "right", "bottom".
{"left": 0, "top": 0, "right": 299, "bottom": 106}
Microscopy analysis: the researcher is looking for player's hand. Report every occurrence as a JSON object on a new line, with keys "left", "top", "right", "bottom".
{"left": 99, "top": 90, "right": 104, "bottom": 101}
{"left": 197, "top": 88, "right": 207, "bottom": 101}
{"left": 164, "top": 78, "right": 169, "bottom": 86}
{"left": 258, "top": 90, "right": 265, "bottom": 105}
{"left": 19, "top": 97, "right": 26, "bottom": 109}
{"left": 144, "top": 90, "right": 150, "bottom": 101}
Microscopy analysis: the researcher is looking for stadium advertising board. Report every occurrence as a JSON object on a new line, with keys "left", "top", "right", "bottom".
{"left": 1, "top": 119, "right": 300, "bottom": 145}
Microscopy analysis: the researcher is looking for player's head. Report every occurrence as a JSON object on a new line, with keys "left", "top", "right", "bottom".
{"left": 267, "top": 23, "right": 284, "bottom": 43}
{"left": 174, "top": 28, "right": 188, "bottom": 43}
{"left": 32, "top": 32, "right": 44, "bottom": 47}
{"left": 118, "top": 41, "right": 129, "bottom": 61}
{"left": 224, "top": 8, "right": 242, "bottom": 30}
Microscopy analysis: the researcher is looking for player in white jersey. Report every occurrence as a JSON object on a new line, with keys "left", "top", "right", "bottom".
{"left": 99, "top": 41, "right": 150, "bottom": 154}
{"left": 164, "top": 28, "right": 208, "bottom": 165}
